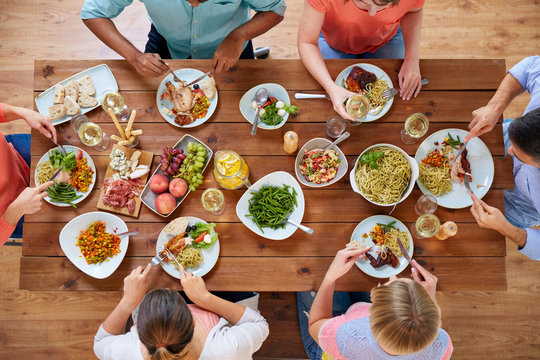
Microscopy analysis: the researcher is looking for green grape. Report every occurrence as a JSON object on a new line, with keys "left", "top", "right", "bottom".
{"left": 195, "top": 161, "right": 203, "bottom": 168}
{"left": 191, "top": 176, "right": 197, "bottom": 183}
{"left": 196, "top": 179, "right": 203, "bottom": 185}
{"left": 187, "top": 154, "right": 194, "bottom": 159}
{"left": 188, "top": 165, "right": 194, "bottom": 171}
{"left": 196, "top": 156, "right": 205, "bottom": 162}
{"left": 196, "top": 173, "right": 203, "bottom": 179}
{"left": 189, "top": 184, "right": 196, "bottom": 191}
{"left": 187, "top": 142, "right": 193, "bottom": 151}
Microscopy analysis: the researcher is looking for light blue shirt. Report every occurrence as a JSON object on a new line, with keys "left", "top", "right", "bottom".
{"left": 81, "top": 0, "right": 286, "bottom": 59}
{"left": 503, "top": 56, "right": 540, "bottom": 260}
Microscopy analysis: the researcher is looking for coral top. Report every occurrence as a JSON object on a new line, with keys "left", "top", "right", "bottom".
{"left": 0, "top": 103, "right": 30, "bottom": 244}
{"left": 308, "top": 0, "right": 424, "bottom": 54}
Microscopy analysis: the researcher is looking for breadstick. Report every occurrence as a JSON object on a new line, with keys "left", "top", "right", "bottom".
{"left": 118, "top": 139, "right": 130, "bottom": 146}
{"left": 111, "top": 134, "right": 123, "bottom": 142}
{"left": 128, "top": 135, "right": 135, "bottom": 144}
{"left": 125, "top": 128, "right": 131, "bottom": 139}
{"left": 107, "top": 108, "right": 127, "bottom": 140}
{"left": 126, "top": 110, "right": 137, "bottom": 132}
{"left": 131, "top": 129, "right": 143, "bottom": 136}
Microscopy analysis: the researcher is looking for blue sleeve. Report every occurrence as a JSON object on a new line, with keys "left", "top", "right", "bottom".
{"left": 244, "top": 0, "right": 287, "bottom": 16}
{"left": 508, "top": 56, "right": 540, "bottom": 95}
{"left": 518, "top": 228, "right": 540, "bottom": 261}
{"left": 81, "top": 0, "right": 135, "bottom": 19}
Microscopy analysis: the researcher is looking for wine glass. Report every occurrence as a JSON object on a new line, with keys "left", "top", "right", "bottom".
{"left": 201, "top": 188, "right": 226, "bottom": 215}
{"left": 400, "top": 113, "right": 429, "bottom": 144}
{"left": 70, "top": 114, "right": 110, "bottom": 151}
{"left": 412, "top": 213, "right": 441, "bottom": 239}
{"left": 101, "top": 89, "right": 130, "bottom": 121}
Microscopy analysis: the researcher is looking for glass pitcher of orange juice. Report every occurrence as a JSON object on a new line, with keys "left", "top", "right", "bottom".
{"left": 213, "top": 150, "right": 251, "bottom": 189}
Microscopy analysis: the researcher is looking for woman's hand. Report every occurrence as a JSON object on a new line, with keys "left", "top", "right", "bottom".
{"left": 324, "top": 246, "right": 370, "bottom": 283}
{"left": 180, "top": 265, "right": 212, "bottom": 306}
{"left": 327, "top": 84, "right": 356, "bottom": 121}
{"left": 120, "top": 264, "right": 151, "bottom": 311}
{"left": 14, "top": 107, "right": 57, "bottom": 143}
{"left": 410, "top": 259, "right": 437, "bottom": 303}
{"left": 4, "top": 181, "right": 52, "bottom": 226}
{"left": 398, "top": 58, "right": 422, "bottom": 100}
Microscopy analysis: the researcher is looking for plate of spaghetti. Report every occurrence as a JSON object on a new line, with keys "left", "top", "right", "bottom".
{"left": 335, "top": 63, "right": 394, "bottom": 122}
{"left": 415, "top": 128, "right": 494, "bottom": 209}
{"left": 156, "top": 216, "right": 220, "bottom": 279}
{"left": 348, "top": 215, "right": 413, "bottom": 278}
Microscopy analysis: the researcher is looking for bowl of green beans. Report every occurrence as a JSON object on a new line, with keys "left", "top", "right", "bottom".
{"left": 236, "top": 171, "right": 305, "bottom": 240}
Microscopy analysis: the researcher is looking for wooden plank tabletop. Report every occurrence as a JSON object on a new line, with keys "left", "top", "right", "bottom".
{"left": 22, "top": 59, "right": 510, "bottom": 292}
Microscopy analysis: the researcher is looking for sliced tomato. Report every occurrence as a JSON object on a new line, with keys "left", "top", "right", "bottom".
{"left": 192, "top": 88, "right": 205, "bottom": 98}
{"left": 194, "top": 231, "right": 207, "bottom": 243}
{"left": 77, "top": 150, "right": 83, "bottom": 160}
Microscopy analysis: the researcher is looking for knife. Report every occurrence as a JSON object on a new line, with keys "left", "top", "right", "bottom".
{"left": 185, "top": 71, "right": 212, "bottom": 87}
{"left": 396, "top": 235, "right": 424, "bottom": 280}
{"left": 164, "top": 246, "right": 187, "bottom": 275}
{"left": 49, "top": 165, "right": 65, "bottom": 182}
{"left": 453, "top": 141, "right": 468, "bottom": 163}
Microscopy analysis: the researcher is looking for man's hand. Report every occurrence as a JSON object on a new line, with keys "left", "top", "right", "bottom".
{"left": 129, "top": 52, "right": 169, "bottom": 77}
{"left": 4, "top": 181, "right": 52, "bottom": 226}
{"left": 212, "top": 32, "right": 245, "bottom": 73}
{"left": 398, "top": 58, "right": 422, "bottom": 100}
{"left": 464, "top": 105, "right": 501, "bottom": 142}
{"left": 120, "top": 264, "right": 152, "bottom": 311}
{"left": 469, "top": 193, "right": 507, "bottom": 232}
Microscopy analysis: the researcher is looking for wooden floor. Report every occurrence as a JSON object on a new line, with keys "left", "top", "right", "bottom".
{"left": 1, "top": 0, "right": 539, "bottom": 358}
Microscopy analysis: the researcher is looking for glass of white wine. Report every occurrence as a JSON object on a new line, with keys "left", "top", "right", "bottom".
{"left": 400, "top": 113, "right": 429, "bottom": 144}
{"left": 101, "top": 89, "right": 130, "bottom": 121}
{"left": 70, "top": 114, "right": 110, "bottom": 151}
{"left": 413, "top": 213, "right": 441, "bottom": 239}
{"left": 201, "top": 188, "right": 226, "bottom": 215}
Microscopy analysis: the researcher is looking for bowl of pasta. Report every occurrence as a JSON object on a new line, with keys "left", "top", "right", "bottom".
{"left": 350, "top": 144, "right": 419, "bottom": 206}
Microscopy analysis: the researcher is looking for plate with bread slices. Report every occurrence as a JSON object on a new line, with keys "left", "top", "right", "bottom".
{"left": 156, "top": 68, "right": 218, "bottom": 128}
{"left": 35, "top": 64, "right": 118, "bottom": 125}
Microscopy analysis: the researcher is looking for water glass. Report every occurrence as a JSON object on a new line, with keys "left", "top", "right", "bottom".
{"left": 414, "top": 194, "right": 438, "bottom": 216}
{"left": 326, "top": 117, "right": 346, "bottom": 139}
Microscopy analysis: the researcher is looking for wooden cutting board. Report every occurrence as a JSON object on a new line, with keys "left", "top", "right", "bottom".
{"left": 97, "top": 144, "right": 154, "bottom": 218}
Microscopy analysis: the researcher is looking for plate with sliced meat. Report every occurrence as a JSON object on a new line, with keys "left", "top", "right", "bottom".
{"left": 334, "top": 63, "right": 394, "bottom": 122}
{"left": 156, "top": 216, "right": 220, "bottom": 279}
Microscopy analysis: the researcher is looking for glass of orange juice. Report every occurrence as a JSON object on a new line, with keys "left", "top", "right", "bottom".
{"left": 213, "top": 150, "right": 251, "bottom": 189}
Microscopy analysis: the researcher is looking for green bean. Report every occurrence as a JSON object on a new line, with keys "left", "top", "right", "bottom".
{"left": 246, "top": 184, "right": 298, "bottom": 233}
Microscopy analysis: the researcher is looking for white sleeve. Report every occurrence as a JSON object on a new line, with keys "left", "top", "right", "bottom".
{"left": 94, "top": 325, "right": 143, "bottom": 360}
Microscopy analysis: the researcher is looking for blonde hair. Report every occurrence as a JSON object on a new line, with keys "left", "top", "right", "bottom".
{"left": 137, "top": 289, "right": 194, "bottom": 360}
{"left": 369, "top": 279, "right": 441, "bottom": 355}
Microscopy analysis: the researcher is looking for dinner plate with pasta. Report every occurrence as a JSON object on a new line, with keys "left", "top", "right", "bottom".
{"left": 335, "top": 63, "right": 394, "bottom": 122}
{"left": 348, "top": 215, "right": 413, "bottom": 278}
{"left": 156, "top": 216, "right": 220, "bottom": 279}
{"left": 34, "top": 145, "right": 96, "bottom": 207}
{"left": 415, "top": 128, "right": 494, "bottom": 209}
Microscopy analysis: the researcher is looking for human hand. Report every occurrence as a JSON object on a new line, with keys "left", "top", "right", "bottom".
{"left": 398, "top": 58, "right": 422, "bottom": 100}
{"left": 410, "top": 259, "right": 438, "bottom": 303}
{"left": 120, "top": 264, "right": 151, "bottom": 310}
{"left": 5, "top": 181, "right": 53, "bottom": 225}
{"left": 128, "top": 52, "right": 168, "bottom": 77}
{"left": 464, "top": 105, "right": 501, "bottom": 142}
{"left": 17, "top": 107, "right": 57, "bottom": 143}
{"left": 324, "top": 246, "right": 370, "bottom": 283}
{"left": 212, "top": 32, "right": 245, "bottom": 73}
{"left": 179, "top": 265, "right": 211, "bottom": 306}
{"left": 327, "top": 84, "right": 356, "bottom": 121}
{"left": 469, "top": 193, "right": 507, "bottom": 233}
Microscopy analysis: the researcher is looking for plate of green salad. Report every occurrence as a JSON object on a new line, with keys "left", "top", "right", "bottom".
{"left": 239, "top": 83, "right": 298, "bottom": 130}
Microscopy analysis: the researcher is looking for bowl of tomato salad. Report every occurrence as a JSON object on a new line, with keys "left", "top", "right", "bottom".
{"left": 294, "top": 137, "right": 348, "bottom": 188}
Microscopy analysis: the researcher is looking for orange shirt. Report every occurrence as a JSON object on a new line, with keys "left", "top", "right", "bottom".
{"left": 0, "top": 103, "right": 30, "bottom": 244}
{"left": 308, "top": 0, "right": 424, "bottom": 54}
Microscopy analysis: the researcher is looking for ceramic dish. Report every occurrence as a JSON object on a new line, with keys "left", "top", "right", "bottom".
{"left": 35, "top": 64, "right": 118, "bottom": 126}
{"left": 334, "top": 63, "right": 394, "bottom": 122}
{"left": 294, "top": 137, "right": 348, "bottom": 188}
{"left": 140, "top": 134, "right": 213, "bottom": 217}
{"left": 350, "top": 143, "right": 419, "bottom": 207}
{"left": 351, "top": 215, "right": 413, "bottom": 278}
{"left": 59, "top": 211, "right": 129, "bottom": 279}
{"left": 156, "top": 68, "right": 218, "bottom": 128}
{"left": 34, "top": 145, "right": 96, "bottom": 207}
{"left": 239, "top": 83, "right": 291, "bottom": 130}
{"left": 236, "top": 171, "right": 305, "bottom": 240}
{"left": 157, "top": 216, "right": 220, "bottom": 278}
{"left": 415, "top": 128, "right": 494, "bottom": 209}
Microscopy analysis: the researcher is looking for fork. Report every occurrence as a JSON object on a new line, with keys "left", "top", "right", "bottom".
{"left": 51, "top": 138, "right": 67, "bottom": 156}
{"left": 150, "top": 252, "right": 166, "bottom": 266}
{"left": 382, "top": 78, "right": 429, "bottom": 99}
{"left": 464, "top": 174, "right": 474, "bottom": 195}
{"left": 155, "top": 57, "right": 183, "bottom": 83}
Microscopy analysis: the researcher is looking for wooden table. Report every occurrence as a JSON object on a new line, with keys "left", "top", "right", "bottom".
{"left": 21, "top": 59, "right": 511, "bottom": 292}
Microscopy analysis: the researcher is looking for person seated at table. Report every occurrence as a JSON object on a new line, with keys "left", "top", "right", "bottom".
{"left": 81, "top": 0, "right": 286, "bottom": 76}
{"left": 465, "top": 56, "right": 540, "bottom": 261}
{"left": 297, "top": 246, "right": 453, "bottom": 360}
{"left": 94, "top": 264, "right": 269, "bottom": 359}
{"left": 297, "top": 0, "right": 424, "bottom": 121}
{"left": 0, "top": 103, "right": 56, "bottom": 245}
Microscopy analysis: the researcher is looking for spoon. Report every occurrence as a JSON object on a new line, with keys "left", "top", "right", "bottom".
{"left": 286, "top": 218, "right": 314, "bottom": 235}
{"left": 324, "top": 131, "right": 350, "bottom": 150}
{"left": 251, "top": 88, "right": 268, "bottom": 135}
{"left": 114, "top": 230, "right": 139, "bottom": 237}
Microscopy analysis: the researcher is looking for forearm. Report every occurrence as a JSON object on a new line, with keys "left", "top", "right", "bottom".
{"left": 82, "top": 18, "right": 141, "bottom": 63}
{"left": 487, "top": 73, "right": 524, "bottom": 115}
{"left": 298, "top": 42, "right": 335, "bottom": 92}
{"left": 102, "top": 298, "right": 137, "bottom": 335}
{"left": 3, "top": 104, "right": 28, "bottom": 122}
{"left": 3, "top": 201, "right": 23, "bottom": 227}
{"left": 308, "top": 276, "right": 335, "bottom": 326}
{"left": 400, "top": 8, "right": 423, "bottom": 62}
{"left": 197, "top": 293, "right": 246, "bottom": 325}
{"left": 500, "top": 221, "right": 527, "bottom": 248}
{"left": 228, "top": 11, "right": 283, "bottom": 43}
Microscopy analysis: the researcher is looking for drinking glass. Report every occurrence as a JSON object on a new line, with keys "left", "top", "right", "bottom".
{"left": 213, "top": 150, "right": 251, "bottom": 190}
{"left": 345, "top": 94, "right": 369, "bottom": 125}
{"left": 101, "top": 89, "right": 130, "bottom": 121}
{"left": 400, "top": 113, "right": 429, "bottom": 144}
{"left": 413, "top": 213, "right": 441, "bottom": 239}
{"left": 414, "top": 194, "right": 438, "bottom": 216}
{"left": 201, "top": 188, "right": 226, "bottom": 215}
{"left": 326, "top": 117, "right": 346, "bottom": 139}
{"left": 70, "top": 114, "right": 110, "bottom": 151}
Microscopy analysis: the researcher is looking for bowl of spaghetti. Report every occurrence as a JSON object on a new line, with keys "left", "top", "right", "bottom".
{"left": 350, "top": 144, "right": 419, "bottom": 206}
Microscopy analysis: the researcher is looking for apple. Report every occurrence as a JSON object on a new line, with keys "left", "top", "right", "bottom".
{"left": 155, "top": 193, "right": 176, "bottom": 214}
{"left": 169, "top": 178, "right": 188, "bottom": 198}
{"left": 149, "top": 174, "right": 169, "bottom": 194}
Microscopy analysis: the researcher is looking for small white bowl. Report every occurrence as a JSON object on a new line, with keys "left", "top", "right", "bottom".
{"left": 349, "top": 143, "right": 419, "bottom": 206}
{"left": 236, "top": 171, "right": 305, "bottom": 240}
{"left": 239, "top": 83, "right": 291, "bottom": 130}
{"left": 295, "top": 138, "right": 348, "bottom": 188}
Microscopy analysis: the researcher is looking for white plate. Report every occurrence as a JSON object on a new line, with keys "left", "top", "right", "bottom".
{"left": 294, "top": 138, "right": 348, "bottom": 188}
{"left": 239, "top": 83, "right": 291, "bottom": 130}
{"left": 156, "top": 216, "right": 220, "bottom": 278}
{"left": 59, "top": 212, "right": 129, "bottom": 279}
{"left": 35, "top": 64, "right": 118, "bottom": 126}
{"left": 415, "top": 128, "right": 494, "bottom": 209}
{"left": 156, "top": 68, "right": 218, "bottom": 128}
{"left": 351, "top": 215, "right": 413, "bottom": 279}
{"left": 35, "top": 145, "right": 96, "bottom": 207}
{"left": 334, "top": 63, "right": 394, "bottom": 122}
{"left": 236, "top": 171, "right": 305, "bottom": 240}
{"left": 350, "top": 143, "right": 419, "bottom": 207}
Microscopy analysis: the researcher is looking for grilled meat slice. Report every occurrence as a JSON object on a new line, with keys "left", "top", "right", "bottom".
{"left": 345, "top": 66, "right": 377, "bottom": 93}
